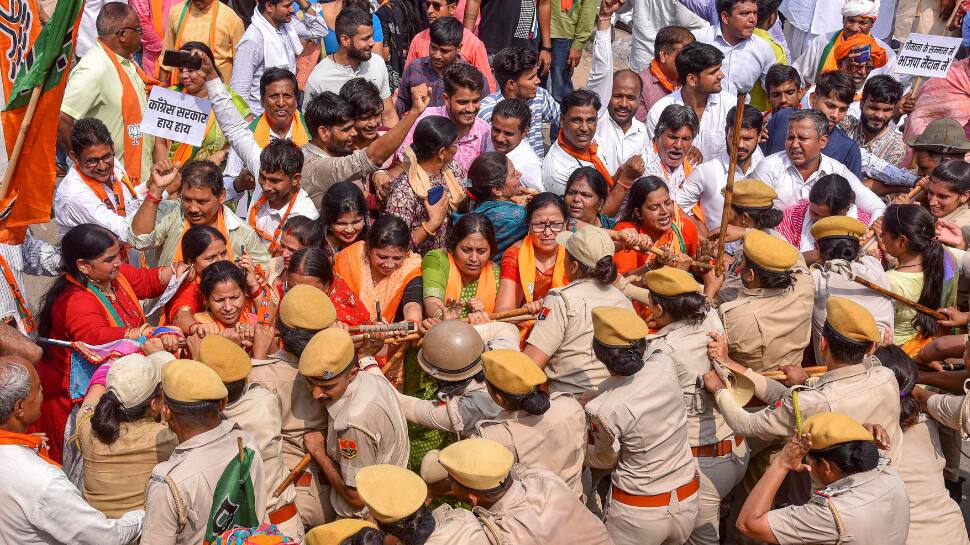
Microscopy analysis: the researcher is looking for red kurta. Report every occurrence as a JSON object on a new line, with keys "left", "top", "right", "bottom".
{"left": 31, "top": 264, "right": 166, "bottom": 462}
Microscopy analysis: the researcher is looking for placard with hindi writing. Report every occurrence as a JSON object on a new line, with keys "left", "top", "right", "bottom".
{"left": 895, "top": 33, "right": 963, "bottom": 79}
{"left": 141, "top": 86, "right": 211, "bottom": 146}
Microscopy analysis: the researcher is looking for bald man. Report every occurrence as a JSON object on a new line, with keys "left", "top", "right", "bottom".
{"left": 0, "top": 323, "right": 42, "bottom": 364}
{"left": 586, "top": 0, "right": 647, "bottom": 176}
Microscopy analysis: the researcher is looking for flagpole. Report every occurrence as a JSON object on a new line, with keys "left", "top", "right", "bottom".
{"left": 0, "top": 84, "right": 43, "bottom": 201}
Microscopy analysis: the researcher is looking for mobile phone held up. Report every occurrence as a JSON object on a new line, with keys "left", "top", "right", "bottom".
{"left": 162, "top": 50, "right": 202, "bottom": 70}
{"left": 427, "top": 185, "right": 446, "bottom": 205}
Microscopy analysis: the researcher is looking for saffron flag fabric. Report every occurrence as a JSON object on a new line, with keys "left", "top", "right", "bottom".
{"left": 0, "top": 0, "right": 84, "bottom": 243}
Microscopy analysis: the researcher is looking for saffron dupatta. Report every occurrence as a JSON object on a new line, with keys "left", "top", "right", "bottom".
{"left": 0, "top": 430, "right": 60, "bottom": 467}
{"left": 444, "top": 253, "right": 497, "bottom": 313}
{"left": 172, "top": 208, "right": 234, "bottom": 263}
{"left": 334, "top": 241, "right": 422, "bottom": 322}
{"left": 249, "top": 112, "right": 311, "bottom": 147}
{"left": 517, "top": 235, "right": 567, "bottom": 302}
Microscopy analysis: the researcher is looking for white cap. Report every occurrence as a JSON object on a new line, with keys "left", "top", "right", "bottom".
{"left": 106, "top": 354, "right": 162, "bottom": 409}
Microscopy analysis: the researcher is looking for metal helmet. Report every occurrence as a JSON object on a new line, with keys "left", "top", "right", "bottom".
{"left": 417, "top": 320, "right": 486, "bottom": 381}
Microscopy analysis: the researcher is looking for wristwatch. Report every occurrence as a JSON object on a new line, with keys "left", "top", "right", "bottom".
{"left": 541, "top": 45, "right": 552, "bottom": 52}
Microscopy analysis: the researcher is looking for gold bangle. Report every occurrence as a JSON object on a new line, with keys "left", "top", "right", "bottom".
{"left": 421, "top": 222, "right": 436, "bottom": 237}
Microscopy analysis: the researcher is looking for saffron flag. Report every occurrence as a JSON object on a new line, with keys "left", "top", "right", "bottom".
{"left": 0, "top": 0, "right": 84, "bottom": 243}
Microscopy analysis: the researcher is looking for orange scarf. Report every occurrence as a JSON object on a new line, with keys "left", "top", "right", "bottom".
{"left": 833, "top": 33, "right": 887, "bottom": 69}
{"left": 334, "top": 241, "right": 421, "bottom": 322}
{"left": 654, "top": 141, "right": 693, "bottom": 182}
{"left": 649, "top": 59, "right": 677, "bottom": 93}
{"left": 171, "top": 115, "right": 215, "bottom": 167}
{"left": 65, "top": 274, "right": 145, "bottom": 326}
{"left": 76, "top": 169, "right": 138, "bottom": 217}
{"left": 517, "top": 235, "right": 566, "bottom": 302}
{"left": 151, "top": 0, "right": 166, "bottom": 37}
{"left": 251, "top": 112, "right": 311, "bottom": 148}
{"left": 98, "top": 40, "right": 159, "bottom": 185}
{"left": 557, "top": 131, "right": 613, "bottom": 187}
{"left": 0, "top": 253, "right": 33, "bottom": 332}
{"left": 445, "top": 253, "right": 496, "bottom": 313}
{"left": 194, "top": 309, "right": 256, "bottom": 330}
{"left": 0, "top": 430, "right": 60, "bottom": 467}
{"left": 247, "top": 190, "right": 300, "bottom": 256}
{"left": 651, "top": 207, "right": 688, "bottom": 258}
{"left": 173, "top": 208, "right": 234, "bottom": 262}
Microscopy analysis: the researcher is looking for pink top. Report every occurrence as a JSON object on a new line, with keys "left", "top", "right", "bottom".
{"left": 406, "top": 28, "right": 497, "bottom": 91}
{"left": 399, "top": 105, "right": 491, "bottom": 176}
{"left": 777, "top": 200, "right": 872, "bottom": 249}
{"left": 128, "top": 0, "right": 181, "bottom": 74}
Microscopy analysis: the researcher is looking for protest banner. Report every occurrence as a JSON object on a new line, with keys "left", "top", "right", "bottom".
{"left": 0, "top": 0, "right": 83, "bottom": 243}
{"left": 895, "top": 33, "right": 963, "bottom": 79}
{"left": 141, "top": 86, "right": 212, "bottom": 147}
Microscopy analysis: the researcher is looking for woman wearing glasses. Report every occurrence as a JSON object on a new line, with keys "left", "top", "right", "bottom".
{"left": 522, "top": 223, "right": 634, "bottom": 396}
{"left": 495, "top": 193, "right": 570, "bottom": 315}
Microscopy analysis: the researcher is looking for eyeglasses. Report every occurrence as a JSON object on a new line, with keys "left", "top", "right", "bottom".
{"left": 118, "top": 26, "right": 142, "bottom": 35}
{"left": 428, "top": 1, "right": 446, "bottom": 9}
{"left": 529, "top": 221, "right": 565, "bottom": 233}
{"left": 82, "top": 152, "right": 115, "bottom": 168}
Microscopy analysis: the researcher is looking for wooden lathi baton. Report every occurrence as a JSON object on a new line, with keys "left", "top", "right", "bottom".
{"left": 714, "top": 92, "right": 748, "bottom": 273}
{"left": 349, "top": 321, "right": 416, "bottom": 334}
{"left": 852, "top": 274, "right": 948, "bottom": 320}
{"left": 608, "top": 230, "right": 714, "bottom": 270}
{"left": 273, "top": 453, "right": 313, "bottom": 498}
{"left": 760, "top": 366, "right": 827, "bottom": 381}
{"left": 381, "top": 306, "right": 538, "bottom": 345}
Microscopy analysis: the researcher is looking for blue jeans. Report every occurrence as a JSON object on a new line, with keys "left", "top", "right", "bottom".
{"left": 543, "top": 38, "right": 575, "bottom": 102}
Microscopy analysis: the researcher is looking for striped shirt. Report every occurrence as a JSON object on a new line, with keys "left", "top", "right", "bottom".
{"left": 478, "top": 88, "right": 560, "bottom": 159}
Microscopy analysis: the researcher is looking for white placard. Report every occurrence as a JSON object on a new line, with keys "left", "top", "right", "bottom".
{"left": 895, "top": 33, "right": 963, "bottom": 78}
{"left": 141, "top": 86, "right": 211, "bottom": 146}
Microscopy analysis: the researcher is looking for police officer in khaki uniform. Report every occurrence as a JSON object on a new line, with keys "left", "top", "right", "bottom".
{"left": 715, "top": 179, "right": 797, "bottom": 304}
{"left": 736, "top": 412, "right": 910, "bottom": 545}
{"left": 142, "top": 359, "right": 266, "bottom": 545}
{"left": 356, "top": 464, "right": 492, "bottom": 545}
{"left": 305, "top": 519, "right": 380, "bottom": 545}
{"left": 640, "top": 268, "right": 749, "bottom": 545}
{"left": 395, "top": 320, "right": 501, "bottom": 437}
{"left": 585, "top": 307, "right": 699, "bottom": 545}
{"left": 433, "top": 438, "right": 613, "bottom": 545}
{"left": 248, "top": 285, "right": 333, "bottom": 527}
{"left": 717, "top": 230, "right": 814, "bottom": 372}
{"left": 299, "top": 327, "right": 410, "bottom": 518}
{"left": 810, "top": 216, "right": 894, "bottom": 360}
{"left": 524, "top": 226, "right": 634, "bottom": 395}
{"left": 196, "top": 335, "right": 302, "bottom": 542}
{"left": 705, "top": 296, "right": 904, "bottom": 465}
{"left": 473, "top": 349, "right": 587, "bottom": 496}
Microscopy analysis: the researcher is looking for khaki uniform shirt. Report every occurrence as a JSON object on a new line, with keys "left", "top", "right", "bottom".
{"left": 475, "top": 393, "right": 587, "bottom": 496}
{"left": 719, "top": 267, "right": 814, "bottom": 372}
{"left": 77, "top": 403, "right": 178, "bottom": 517}
{"left": 396, "top": 378, "right": 501, "bottom": 436}
{"left": 223, "top": 384, "right": 293, "bottom": 511}
{"left": 927, "top": 392, "right": 970, "bottom": 437}
{"left": 766, "top": 459, "right": 910, "bottom": 545}
{"left": 426, "top": 504, "right": 492, "bottom": 545}
{"left": 715, "top": 363, "right": 904, "bottom": 464}
{"left": 811, "top": 258, "right": 894, "bottom": 361}
{"left": 646, "top": 310, "right": 734, "bottom": 447}
{"left": 585, "top": 350, "right": 698, "bottom": 495}
{"left": 248, "top": 351, "right": 328, "bottom": 472}
{"left": 142, "top": 421, "right": 266, "bottom": 545}
{"left": 719, "top": 229, "right": 799, "bottom": 304}
{"left": 896, "top": 415, "right": 970, "bottom": 545}
{"left": 526, "top": 279, "right": 634, "bottom": 395}
{"left": 473, "top": 467, "right": 613, "bottom": 545}
{"left": 301, "top": 144, "right": 379, "bottom": 208}
{"left": 324, "top": 371, "right": 409, "bottom": 518}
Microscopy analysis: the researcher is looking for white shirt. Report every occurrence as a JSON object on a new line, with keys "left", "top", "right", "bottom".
{"left": 645, "top": 88, "right": 734, "bottom": 164}
{"left": 0, "top": 233, "right": 61, "bottom": 333}
{"left": 542, "top": 140, "right": 593, "bottom": 195}
{"left": 780, "top": 0, "right": 843, "bottom": 36}
{"left": 75, "top": 0, "right": 105, "bottom": 58}
{"left": 505, "top": 139, "right": 544, "bottom": 192}
{"left": 251, "top": 188, "right": 319, "bottom": 237}
{"left": 54, "top": 163, "right": 143, "bottom": 242}
{"left": 587, "top": 25, "right": 648, "bottom": 175}
{"left": 0, "top": 444, "right": 144, "bottom": 545}
{"left": 629, "top": 0, "right": 707, "bottom": 72}
{"left": 692, "top": 25, "right": 777, "bottom": 95}
{"left": 793, "top": 31, "right": 898, "bottom": 86}
{"left": 642, "top": 145, "right": 690, "bottom": 195}
{"left": 753, "top": 150, "right": 887, "bottom": 219}
{"left": 303, "top": 54, "right": 392, "bottom": 109}
{"left": 676, "top": 149, "right": 765, "bottom": 230}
